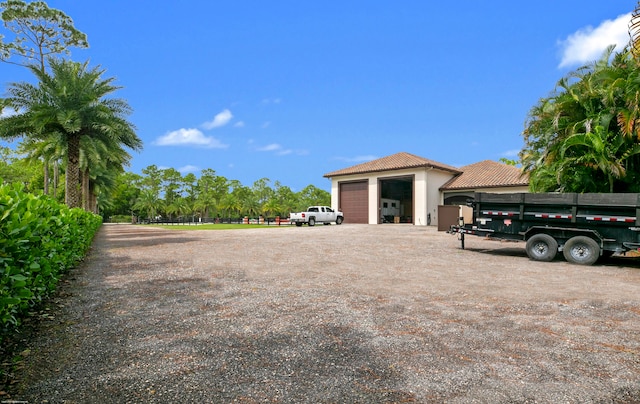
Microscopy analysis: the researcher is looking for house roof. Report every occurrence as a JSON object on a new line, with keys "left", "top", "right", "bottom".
{"left": 440, "top": 160, "right": 529, "bottom": 190}
{"left": 323, "top": 152, "right": 461, "bottom": 178}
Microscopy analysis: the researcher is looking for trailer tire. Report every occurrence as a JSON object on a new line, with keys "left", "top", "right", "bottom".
{"left": 526, "top": 234, "right": 558, "bottom": 262}
{"left": 563, "top": 236, "right": 600, "bottom": 265}
{"left": 308, "top": 217, "right": 316, "bottom": 227}
{"left": 295, "top": 222, "right": 303, "bottom": 227}
{"left": 336, "top": 217, "right": 343, "bottom": 225}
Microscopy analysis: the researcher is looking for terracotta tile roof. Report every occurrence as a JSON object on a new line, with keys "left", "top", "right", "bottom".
{"left": 440, "top": 160, "right": 529, "bottom": 190}
{"left": 323, "top": 152, "right": 461, "bottom": 178}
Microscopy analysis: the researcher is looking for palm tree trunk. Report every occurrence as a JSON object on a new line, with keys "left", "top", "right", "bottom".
{"left": 66, "top": 134, "right": 81, "bottom": 208}
{"left": 609, "top": 174, "right": 615, "bottom": 193}
{"left": 89, "top": 181, "right": 97, "bottom": 213}
{"left": 82, "top": 168, "right": 90, "bottom": 211}
{"left": 53, "top": 161, "right": 59, "bottom": 199}
{"left": 43, "top": 159, "right": 49, "bottom": 195}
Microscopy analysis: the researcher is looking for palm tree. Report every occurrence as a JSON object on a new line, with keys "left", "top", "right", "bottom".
{"left": 559, "top": 126, "right": 640, "bottom": 192}
{"left": 0, "top": 58, "right": 142, "bottom": 208}
{"left": 521, "top": 46, "right": 640, "bottom": 192}
{"left": 218, "top": 193, "right": 240, "bottom": 218}
{"left": 133, "top": 189, "right": 163, "bottom": 221}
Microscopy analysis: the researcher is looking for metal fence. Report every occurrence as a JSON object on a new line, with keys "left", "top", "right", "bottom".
{"left": 131, "top": 216, "right": 293, "bottom": 226}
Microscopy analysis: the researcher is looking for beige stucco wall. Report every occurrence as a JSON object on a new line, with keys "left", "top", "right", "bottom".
{"left": 328, "top": 167, "right": 458, "bottom": 226}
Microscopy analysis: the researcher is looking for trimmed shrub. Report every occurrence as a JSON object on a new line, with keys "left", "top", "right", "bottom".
{"left": 0, "top": 183, "right": 101, "bottom": 333}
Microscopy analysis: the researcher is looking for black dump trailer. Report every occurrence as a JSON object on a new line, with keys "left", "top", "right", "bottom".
{"left": 448, "top": 192, "right": 640, "bottom": 265}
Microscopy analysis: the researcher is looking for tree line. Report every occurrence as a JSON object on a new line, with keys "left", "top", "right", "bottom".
{"left": 0, "top": 146, "right": 330, "bottom": 221}
{"left": 108, "top": 166, "right": 330, "bottom": 222}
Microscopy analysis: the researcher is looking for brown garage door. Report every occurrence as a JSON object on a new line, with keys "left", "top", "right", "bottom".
{"left": 339, "top": 181, "right": 368, "bottom": 224}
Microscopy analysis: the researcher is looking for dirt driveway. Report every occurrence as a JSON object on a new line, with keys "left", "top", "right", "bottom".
{"left": 10, "top": 224, "right": 640, "bottom": 403}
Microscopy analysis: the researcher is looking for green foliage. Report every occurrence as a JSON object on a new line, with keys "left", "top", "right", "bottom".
{"left": 0, "top": 182, "right": 101, "bottom": 335}
{"left": 521, "top": 47, "right": 640, "bottom": 192}
{"left": 0, "top": 58, "right": 142, "bottom": 209}
{"left": 0, "top": 145, "right": 42, "bottom": 190}
{"left": 0, "top": 0, "right": 89, "bottom": 71}
{"left": 124, "top": 167, "right": 330, "bottom": 222}
{"left": 109, "top": 214, "right": 132, "bottom": 223}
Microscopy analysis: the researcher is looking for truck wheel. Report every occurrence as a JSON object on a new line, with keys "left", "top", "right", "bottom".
{"left": 295, "top": 222, "right": 303, "bottom": 227}
{"left": 308, "top": 217, "right": 315, "bottom": 226}
{"left": 563, "top": 236, "right": 600, "bottom": 265}
{"left": 336, "top": 217, "right": 343, "bottom": 225}
{"left": 526, "top": 234, "right": 558, "bottom": 262}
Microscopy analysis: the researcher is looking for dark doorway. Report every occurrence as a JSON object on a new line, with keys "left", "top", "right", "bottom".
{"left": 378, "top": 176, "right": 413, "bottom": 224}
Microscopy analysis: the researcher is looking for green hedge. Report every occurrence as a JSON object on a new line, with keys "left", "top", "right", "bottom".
{"left": 0, "top": 183, "right": 101, "bottom": 333}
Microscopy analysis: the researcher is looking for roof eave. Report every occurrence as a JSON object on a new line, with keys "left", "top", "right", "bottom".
{"left": 324, "top": 164, "right": 461, "bottom": 178}
{"left": 440, "top": 183, "right": 530, "bottom": 191}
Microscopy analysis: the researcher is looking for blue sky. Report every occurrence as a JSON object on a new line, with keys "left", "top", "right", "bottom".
{"left": 0, "top": 1, "right": 636, "bottom": 191}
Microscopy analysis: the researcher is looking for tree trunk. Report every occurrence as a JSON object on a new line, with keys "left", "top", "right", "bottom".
{"left": 89, "top": 181, "right": 98, "bottom": 213}
{"left": 43, "top": 159, "right": 49, "bottom": 196}
{"left": 66, "top": 135, "right": 81, "bottom": 208}
{"left": 53, "top": 161, "right": 59, "bottom": 199}
{"left": 82, "top": 168, "right": 90, "bottom": 211}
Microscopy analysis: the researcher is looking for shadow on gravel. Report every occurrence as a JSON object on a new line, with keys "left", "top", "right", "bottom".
{"left": 463, "top": 246, "right": 528, "bottom": 258}
{"left": 463, "top": 246, "right": 640, "bottom": 269}
{"left": 104, "top": 229, "right": 203, "bottom": 249}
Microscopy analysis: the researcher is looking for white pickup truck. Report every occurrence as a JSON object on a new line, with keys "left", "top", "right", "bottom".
{"left": 289, "top": 206, "right": 344, "bottom": 226}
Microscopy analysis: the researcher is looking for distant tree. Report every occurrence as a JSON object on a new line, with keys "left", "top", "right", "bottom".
{"left": 161, "top": 167, "right": 183, "bottom": 208}
{"left": 194, "top": 169, "right": 226, "bottom": 219}
{"left": 101, "top": 171, "right": 141, "bottom": 219}
{"left": 167, "top": 197, "right": 190, "bottom": 220}
{"left": 182, "top": 173, "right": 197, "bottom": 203}
{"left": 0, "top": 0, "right": 88, "bottom": 72}
{"left": 133, "top": 189, "right": 163, "bottom": 221}
{"left": 218, "top": 192, "right": 240, "bottom": 218}
{"left": 296, "top": 184, "right": 330, "bottom": 211}
{"left": 275, "top": 182, "right": 297, "bottom": 211}
{"left": 141, "top": 165, "right": 163, "bottom": 199}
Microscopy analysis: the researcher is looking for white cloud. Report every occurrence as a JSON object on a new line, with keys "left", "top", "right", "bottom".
{"left": 256, "top": 143, "right": 294, "bottom": 156}
{"left": 261, "top": 121, "right": 271, "bottom": 129}
{"left": 202, "top": 109, "right": 233, "bottom": 130}
{"left": 502, "top": 149, "right": 521, "bottom": 157}
{"left": 234, "top": 121, "right": 245, "bottom": 128}
{"left": 178, "top": 165, "right": 200, "bottom": 173}
{"left": 258, "top": 143, "right": 281, "bottom": 152}
{"left": 558, "top": 13, "right": 631, "bottom": 68}
{"left": 154, "top": 128, "right": 228, "bottom": 148}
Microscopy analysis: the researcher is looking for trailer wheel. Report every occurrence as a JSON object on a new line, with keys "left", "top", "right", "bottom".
{"left": 336, "top": 217, "right": 343, "bottom": 225}
{"left": 295, "top": 222, "right": 303, "bottom": 227}
{"left": 526, "top": 234, "right": 558, "bottom": 262}
{"left": 308, "top": 217, "right": 316, "bottom": 226}
{"left": 563, "top": 236, "right": 600, "bottom": 265}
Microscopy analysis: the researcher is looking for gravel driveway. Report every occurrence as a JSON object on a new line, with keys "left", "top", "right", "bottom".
{"left": 8, "top": 223, "right": 640, "bottom": 403}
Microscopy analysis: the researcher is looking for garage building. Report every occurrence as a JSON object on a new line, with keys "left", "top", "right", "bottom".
{"left": 323, "top": 152, "right": 529, "bottom": 226}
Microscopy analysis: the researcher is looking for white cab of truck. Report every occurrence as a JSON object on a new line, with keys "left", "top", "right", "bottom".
{"left": 289, "top": 206, "right": 344, "bottom": 226}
